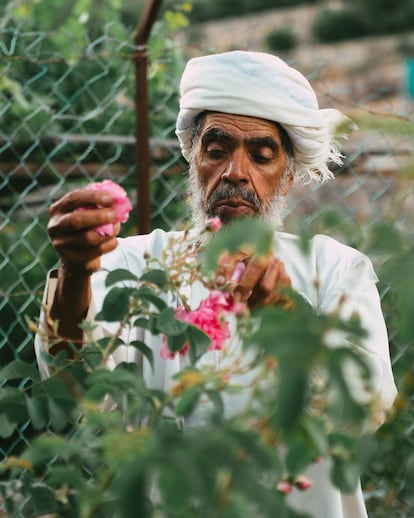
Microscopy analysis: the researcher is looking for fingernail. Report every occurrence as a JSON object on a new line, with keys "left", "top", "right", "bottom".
{"left": 216, "top": 275, "right": 226, "bottom": 286}
{"left": 231, "top": 261, "right": 246, "bottom": 282}
{"left": 101, "top": 194, "right": 112, "bottom": 204}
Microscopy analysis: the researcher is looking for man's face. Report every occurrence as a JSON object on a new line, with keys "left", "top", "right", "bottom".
{"left": 191, "top": 113, "right": 293, "bottom": 226}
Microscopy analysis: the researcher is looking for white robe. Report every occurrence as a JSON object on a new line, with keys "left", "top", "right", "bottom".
{"left": 35, "top": 229, "right": 397, "bottom": 518}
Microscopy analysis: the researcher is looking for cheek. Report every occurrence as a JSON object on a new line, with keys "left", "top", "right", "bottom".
{"left": 196, "top": 158, "right": 221, "bottom": 192}
{"left": 253, "top": 169, "right": 285, "bottom": 204}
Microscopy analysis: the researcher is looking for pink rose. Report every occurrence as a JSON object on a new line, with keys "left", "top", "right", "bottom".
{"left": 294, "top": 475, "right": 313, "bottom": 491}
{"left": 86, "top": 179, "right": 132, "bottom": 236}
{"left": 277, "top": 480, "right": 293, "bottom": 495}
{"left": 205, "top": 217, "right": 222, "bottom": 232}
{"left": 160, "top": 341, "right": 188, "bottom": 359}
{"left": 160, "top": 290, "right": 246, "bottom": 359}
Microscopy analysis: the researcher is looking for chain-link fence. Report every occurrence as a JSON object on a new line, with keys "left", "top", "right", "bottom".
{"left": 1, "top": 17, "right": 413, "bottom": 517}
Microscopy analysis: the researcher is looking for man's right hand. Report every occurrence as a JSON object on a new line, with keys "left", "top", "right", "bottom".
{"left": 48, "top": 188, "right": 120, "bottom": 274}
{"left": 46, "top": 188, "right": 121, "bottom": 352}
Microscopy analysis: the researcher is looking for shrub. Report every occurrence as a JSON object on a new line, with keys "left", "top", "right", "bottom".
{"left": 350, "top": 0, "right": 414, "bottom": 35}
{"left": 189, "top": 0, "right": 320, "bottom": 23}
{"left": 312, "top": 8, "right": 371, "bottom": 43}
{"left": 265, "top": 26, "right": 298, "bottom": 52}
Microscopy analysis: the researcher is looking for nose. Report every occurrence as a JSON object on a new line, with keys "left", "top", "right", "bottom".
{"left": 222, "top": 148, "right": 249, "bottom": 184}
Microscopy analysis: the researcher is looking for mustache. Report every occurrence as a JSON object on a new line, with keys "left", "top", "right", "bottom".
{"left": 207, "top": 184, "right": 262, "bottom": 213}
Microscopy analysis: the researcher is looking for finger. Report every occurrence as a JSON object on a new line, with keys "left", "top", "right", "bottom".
{"left": 50, "top": 189, "right": 114, "bottom": 216}
{"left": 113, "top": 222, "right": 121, "bottom": 236}
{"left": 249, "top": 259, "right": 292, "bottom": 308}
{"left": 56, "top": 238, "right": 118, "bottom": 265}
{"left": 48, "top": 207, "right": 116, "bottom": 236}
{"left": 233, "top": 254, "right": 268, "bottom": 301}
{"left": 51, "top": 229, "right": 118, "bottom": 249}
{"left": 216, "top": 249, "right": 252, "bottom": 285}
{"left": 216, "top": 252, "right": 239, "bottom": 285}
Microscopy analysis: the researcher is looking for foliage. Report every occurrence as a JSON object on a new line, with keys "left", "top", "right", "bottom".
{"left": 297, "top": 209, "right": 414, "bottom": 517}
{"left": 0, "top": 218, "right": 387, "bottom": 517}
{"left": 0, "top": 0, "right": 188, "bottom": 144}
{"left": 349, "top": 0, "right": 414, "bottom": 35}
{"left": 312, "top": 0, "right": 414, "bottom": 43}
{"left": 312, "top": 8, "right": 370, "bottom": 44}
{"left": 265, "top": 26, "right": 298, "bottom": 53}
{"left": 189, "top": 0, "right": 319, "bottom": 24}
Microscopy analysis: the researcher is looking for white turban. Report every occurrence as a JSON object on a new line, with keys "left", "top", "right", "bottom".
{"left": 176, "top": 50, "right": 348, "bottom": 183}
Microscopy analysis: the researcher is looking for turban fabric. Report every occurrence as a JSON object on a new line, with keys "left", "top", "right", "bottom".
{"left": 176, "top": 51, "right": 348, "bottom": 184}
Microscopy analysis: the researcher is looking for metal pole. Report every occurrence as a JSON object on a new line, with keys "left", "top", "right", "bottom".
{"left": 134, "top": 0, "right": 163, "bottom": 234}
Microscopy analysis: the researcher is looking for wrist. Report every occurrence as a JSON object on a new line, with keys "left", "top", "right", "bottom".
{"left": 59, "top": 261, "right": 94, "bottom": 279}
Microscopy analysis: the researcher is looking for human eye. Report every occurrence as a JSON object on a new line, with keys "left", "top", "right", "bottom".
{"left": 206, "top": 143, "right": 226, "bottom": 160}
{"left": 252, "top": 148, "right": 274, "bottom": 164}
{"left": 252, "top": 153, "right": 271, "bottom": 164}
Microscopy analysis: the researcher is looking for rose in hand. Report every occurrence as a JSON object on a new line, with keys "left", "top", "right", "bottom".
{"left": 85, "top": 179, "right": 132, "bottom": 236}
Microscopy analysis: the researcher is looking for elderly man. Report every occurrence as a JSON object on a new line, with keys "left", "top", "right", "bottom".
{"left": 35, "top": 51, "right": 396, "bottom": 517}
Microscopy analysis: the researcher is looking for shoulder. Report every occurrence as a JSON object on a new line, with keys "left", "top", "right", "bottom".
{"left": 276, "top": 231, "right": 378, "bottom": 288}
{"left": 311, "top": 234, "right": 376, "bottom": 278}
{"left": 277, "top": 231, "right": 360, "bottom": 257}
{"left": 277, "top": 231, "right": 370, "bottom": 265}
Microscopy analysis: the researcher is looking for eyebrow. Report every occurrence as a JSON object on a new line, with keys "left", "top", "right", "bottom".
{"left": 248, "top": 136, "right": 279, "bottom": 152}
{"left": 201, "top": 128, "right": 279, "bottom": 152}
{"left": 201, "top": 128, "right": 234, "bottom": 146}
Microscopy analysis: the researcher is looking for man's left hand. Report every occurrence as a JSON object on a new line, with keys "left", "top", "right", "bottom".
{"left": 217, "top": 251, "right": 292, "bottom": 309}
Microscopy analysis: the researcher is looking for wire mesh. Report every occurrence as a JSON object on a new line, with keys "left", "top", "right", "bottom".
{"left": 0, "top": 19, "right": 413, "bottom": 518}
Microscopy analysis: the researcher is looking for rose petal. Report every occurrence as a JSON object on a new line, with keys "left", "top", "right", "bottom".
{"left": 85, "top": 179, "right": 132, "bottom": 233}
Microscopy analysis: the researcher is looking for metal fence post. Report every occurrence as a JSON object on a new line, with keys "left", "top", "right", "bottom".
{"left": 134, "top": 0, "right": 163, "bottom": 234}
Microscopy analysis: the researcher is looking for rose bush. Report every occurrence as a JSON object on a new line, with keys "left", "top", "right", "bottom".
{"left": 0, "top": 217, "right": 386, "bottom": 518}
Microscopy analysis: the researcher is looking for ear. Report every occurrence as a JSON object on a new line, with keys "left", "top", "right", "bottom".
{"left": 281, "top": 173, "right": 294, "bottom": 196}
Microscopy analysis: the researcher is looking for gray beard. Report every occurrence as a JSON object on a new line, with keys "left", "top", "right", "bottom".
{"left": 187, "top": 157, "right": 287, "bottom": 232}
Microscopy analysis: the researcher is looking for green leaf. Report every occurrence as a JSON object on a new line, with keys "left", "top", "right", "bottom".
{"left": 133, "top": 286, "right": 167, "bottom": 311}
{"left": 26, "top": 396, "right": 48, "bottom": 430}
{"left": 330, "top": 457, "right": 361, "bottom": 493}
{"left": 301, "top": 417, "right": 329, "bottom": 457}
{"left": 0, "top": 360, "right": 40, "bottom": 382}
{"left": 276, "top": 367, "right": 307, "bottom": 432}
{"left": 187, "top": 324, "right": 210, "bottom": 364}
{"left": 0, "top": 414, "right": 17, "bottom": 439}
{"left": 158, "top": 464, "right": 191, "bottom": 511}
{"left": 134, "top": 317, "right": 157, "bottom": 333}
{"left": 130, "top": 340, "right": 154, "bottom": 370}
{"left": 96, "top": 286, "right": 133, "bottom": 321}
{"left": 202, "top": 217, "right": 274, "bottom": 270}
{"left": 167, "top": 332, "right": 188, "bottom": 353}
{"left": 140, "top": 269, "right": 168, "bottom": 288}
{"left": 0, "top": 387, "right": 27, "bottom": 423}
{"left": 47, "top": 398, "right": 70, "bottom": 432}
{"left": 205, "top": 389, "right": 224, "bottom": 420}
{"left": 31, "top": 483, "right": 57, "bottom": 515}
{"left": 27, "top": 435, "right": 74, "bottom": 465}
{"left": 156, "top": 307, "right": 189, "bottom": 336}
{"left": 176, "top": 387, "right": 201, "bottom": 417}
{"left": 105, "top": 268, "right": 139, "bottom": 287}
{"left": 34, "top": 376, "right": 72, "bottom": 400}
{"left": 285, "top": 439, "right": 315, "bottom": 476}
{"left": 116, "top": 464, "right": 152, "bottom": 518}
{"left": 48, "top": 465, "right": 85, "bottom": 490}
